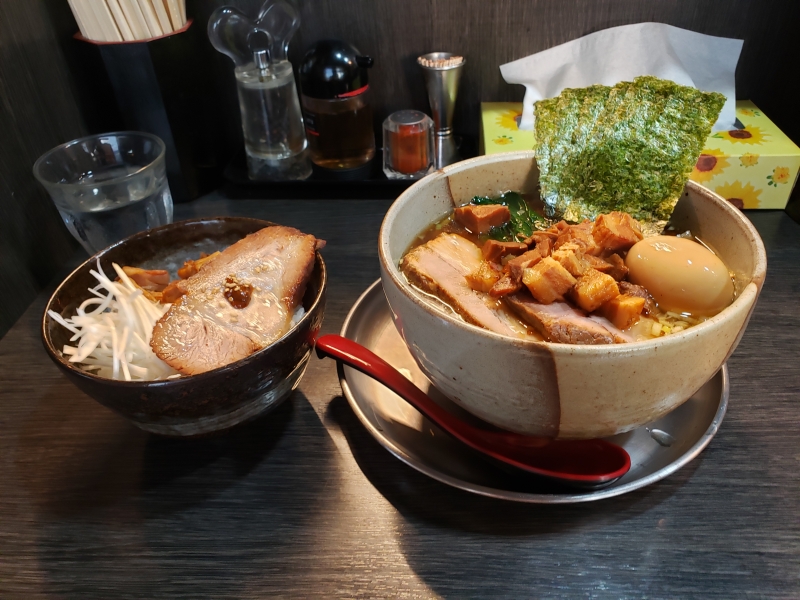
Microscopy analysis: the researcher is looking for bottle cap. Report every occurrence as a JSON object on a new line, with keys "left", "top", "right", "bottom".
{"left": 299, "top": 40, "right": 372, "bottom": 99}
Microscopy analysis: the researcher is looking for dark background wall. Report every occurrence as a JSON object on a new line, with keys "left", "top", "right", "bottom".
{"left": 0, "top": 2, "right": 84, "bottom": 340}
{"left": 0, "top": 0, "right": 798, "bottom": 336}
{"left": 208, "top": 0, "right": 800, "bottom": 142}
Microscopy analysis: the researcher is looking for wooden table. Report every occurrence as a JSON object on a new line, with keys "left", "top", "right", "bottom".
{"left": 1, "top": 195, "right": 798, "bottom": 598}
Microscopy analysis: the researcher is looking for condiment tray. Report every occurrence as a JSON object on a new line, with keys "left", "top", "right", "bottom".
{"left": 337, "top": 280, "right": 728, "bottom": 504}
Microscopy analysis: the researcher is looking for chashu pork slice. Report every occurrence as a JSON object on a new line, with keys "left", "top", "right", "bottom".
{"left": 505, "top": 293, "right": 632, "bottom": 345}
{"left": 151, "top": 226, "right": 322, "bottom": 375}
{"left": 400, "top": 234, "right": 527, "bottom": 338}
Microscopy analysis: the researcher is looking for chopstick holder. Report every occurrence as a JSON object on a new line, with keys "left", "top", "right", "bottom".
{"left": 68, "top": 0, "right": 186, "bottom": 42}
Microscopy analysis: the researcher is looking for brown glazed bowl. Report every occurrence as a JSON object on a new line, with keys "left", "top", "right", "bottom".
{"left": 380, "top": 151, "right": 767, "bottom": 439}
{"left": 42, "top": 217, "right": 326, "bottom": 437}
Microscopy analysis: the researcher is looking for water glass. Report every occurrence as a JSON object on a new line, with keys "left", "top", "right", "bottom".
{"left": 33, "top": 132, "right": 174, "bottom": 254}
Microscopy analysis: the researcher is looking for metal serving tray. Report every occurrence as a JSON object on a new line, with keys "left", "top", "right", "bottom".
{"left": 337, "top": 280, "right": 728, "bottom": 504}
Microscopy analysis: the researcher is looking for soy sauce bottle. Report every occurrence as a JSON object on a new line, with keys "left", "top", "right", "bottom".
{"left": 299, "top": 40, "right": 375, "bottom": 171}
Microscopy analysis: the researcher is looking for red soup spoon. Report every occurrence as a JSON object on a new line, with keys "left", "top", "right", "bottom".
{"left": 316, "top": 334, "right": 631, "bottom": 488}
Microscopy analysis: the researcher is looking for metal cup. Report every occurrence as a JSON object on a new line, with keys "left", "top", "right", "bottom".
{"left": 419, "top": 52, "right": 465, "bottom": 169}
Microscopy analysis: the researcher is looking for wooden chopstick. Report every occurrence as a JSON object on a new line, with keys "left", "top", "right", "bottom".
{"left": 92, "top": 0, "right": 124, "bottom": 42}
{"left": 68, "top": 0, "right": 186, "bottom": 41}
{"left": 137, "top": 0, "right": 163, "bottom": 37}
{"left": 165, "top": 0, "right": 182, "bottom": 31}
{"left": 150, "top": 0, "right": 173, "bottom": 34}
{"left": 105, "top": 0, "right": 136, "bottom": 41}
{"left": 75, "top": 0, "right": 106, "bottom": 41}
{"left": 118, "top": 0, "right": 149, "bottom": 39}
{"left": 67, "top": 0, "right": 91, "bottom": 39}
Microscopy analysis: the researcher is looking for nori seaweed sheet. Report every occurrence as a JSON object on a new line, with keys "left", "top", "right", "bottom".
{"left": 534, "top": 76, "right": 726, "bottom": 223}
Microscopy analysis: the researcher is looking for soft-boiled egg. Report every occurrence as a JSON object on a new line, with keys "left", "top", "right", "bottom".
{"left": 625, "top": 235, "right": 734, "bottom": 317}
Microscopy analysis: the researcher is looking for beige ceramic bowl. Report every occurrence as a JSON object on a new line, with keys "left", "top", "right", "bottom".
{"left": 379, "top": 151, "right": 766, "bottom": 439}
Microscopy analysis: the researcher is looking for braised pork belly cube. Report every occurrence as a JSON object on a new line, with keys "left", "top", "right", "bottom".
{"left": 534, "top": 236, "right": 553, "bottom": 258}
{"left": 465, "top": 261, "right": 502, "bottom": 293}
{"left": 604, "top": 253, "right": 629, "bottom": 281}
{"left": 598, "top": 294, "right": 646, "bottom": 329}
{"left": 592, "top": 211, "right": 643, "bottom": 253}
{"left": 558, "top": 241, "right": 582, "bottom": 252}
{"left": 489, "top": 273, "right": 524, "bottom": 297}
{"left": 556, "top": 221, "right": 592, "bottom": 248}
{"left": 528, "top": 229, "right": 558, "bottom": 243}
{"left": 506, "top": 249, "right": 542, "bottom": 281}
{"left": 584, "top": 254, "right": 614, "bottom": 274}
{"left": 570, "top": 268, "right": 620, "bottom": 312}
{"left": 522, "top": 257, "right": 577, "bottom": 304}
{"left": 527, "top": 231, "right": 557, "bottom": 257}
{"left": 553, "top": 220, "right": 571, "bottom": 234}
{"left": 482, "top": 239, "right": 528, "bottom": 262}
{"left": 582, "top": 253, "right": 628, "bottom": 280}
{"left": 555, "top": 220, "right": 598, "bottom": 254}
{"left": 551, "top": 244, "right": 590, "bottom": 278}
{"left": 454, "top": 204, "right": 510, "bottom": 234}
{"left": 618, "top": 281, "right": 658, "bottom": 316}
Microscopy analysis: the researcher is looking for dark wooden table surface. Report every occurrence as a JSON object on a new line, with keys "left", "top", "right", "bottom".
{"left": 1, "top": 195, "right": 798, "bottom": 599}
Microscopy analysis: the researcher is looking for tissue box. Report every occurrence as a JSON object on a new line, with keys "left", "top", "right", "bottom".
{"left": 480, "top": 100, "right": 800, "bottom": 209}
{"left": 688, "top": 101, "right": 800, "bottom": 209}
{"left": 480, "top": 102, "right": 534, "bottom": 154}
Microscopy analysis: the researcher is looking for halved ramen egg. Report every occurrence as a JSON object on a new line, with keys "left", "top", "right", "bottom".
{"left": 625, "top": 235, "right": 734, "bottom": 317}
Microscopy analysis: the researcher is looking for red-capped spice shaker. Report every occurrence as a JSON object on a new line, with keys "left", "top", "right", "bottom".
{"left": 382, "top": 110, "right": 434, "bottom": 179}
{"left": 299, "top": 40, "right": 375, "bottom": 172}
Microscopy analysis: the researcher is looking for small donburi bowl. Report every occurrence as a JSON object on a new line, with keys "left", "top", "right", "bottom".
{"left": 42, "top": 217, "right": 326, "bottom": 437}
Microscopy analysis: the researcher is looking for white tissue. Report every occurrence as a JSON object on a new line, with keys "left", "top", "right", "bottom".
{"left": 500, "top": 23, "right": 742, "bottom": 132}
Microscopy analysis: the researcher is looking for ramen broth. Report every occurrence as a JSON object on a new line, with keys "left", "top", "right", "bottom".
{"left": 400, "top": 193, "right": 734, "bottom": 344}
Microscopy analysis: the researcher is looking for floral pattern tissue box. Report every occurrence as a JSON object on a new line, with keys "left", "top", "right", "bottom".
{"left": 480, "top": 100, "right": 800, "bottom": 209}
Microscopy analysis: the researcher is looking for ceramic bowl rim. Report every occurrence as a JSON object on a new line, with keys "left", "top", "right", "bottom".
{"left": 41, "top": 216, "right": 327, "bottom": 387}
{"left": 379, "top": 150, "right": 767, "bottom": 354}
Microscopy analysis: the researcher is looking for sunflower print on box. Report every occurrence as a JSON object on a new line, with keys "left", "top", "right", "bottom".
{"left": 740, "top": 153, "right": 759, "bottom": 167}
{"left": 767, "top": 166, "right": 791, "bottom": 187}
{"left": 713, "top": 126, "right": 768, "bottom": 145}
{"left": 480, "top": 102, "right": 535, "bottom": 154}
{"left": 688, "top": 100, "right": 800, "bottom": 209}
{"left": 691, "top": 148, "right": 730, "bottom": 183}
{"left": 714, "top": 181, "right": 763, "bottom": 209}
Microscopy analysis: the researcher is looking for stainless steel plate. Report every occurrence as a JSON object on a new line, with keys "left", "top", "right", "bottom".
{"left": 338, "top": 280, "right": 729, "bottom": 504}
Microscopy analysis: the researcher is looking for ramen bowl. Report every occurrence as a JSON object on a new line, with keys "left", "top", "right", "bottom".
{"left": 379, "top": 151, "right": 766, "bottom": 439}
{"left": 42, "top": 217, "right": 326, "bottom": 437}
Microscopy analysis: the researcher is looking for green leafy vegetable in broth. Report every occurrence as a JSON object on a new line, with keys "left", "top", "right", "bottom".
{"left": 534, "top": 76, "right": 726, "bottom": 224}
{"left": 471, "top": 192, "right": 543, "bottom": 242}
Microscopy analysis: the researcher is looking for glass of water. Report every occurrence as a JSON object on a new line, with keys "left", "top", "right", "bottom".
{"left": 33, "top": 132, "right": 174, "bottom": 254}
